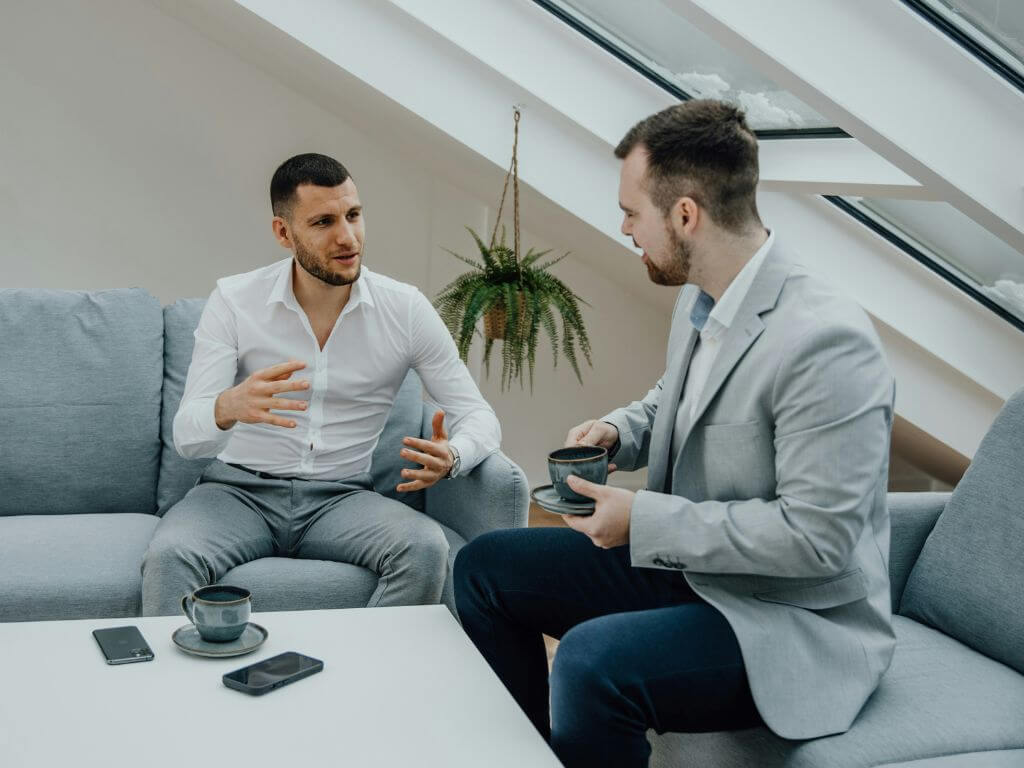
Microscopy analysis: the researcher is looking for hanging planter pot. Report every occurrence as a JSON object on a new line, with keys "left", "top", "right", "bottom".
{"left": 483, "top": 304, "right": 508, "bottom": 341}
{"left": 434, "top": 108, "right": 593, "bottom": 392}
{"left": 483, "top": 292, "right": 527, "bottom": 341}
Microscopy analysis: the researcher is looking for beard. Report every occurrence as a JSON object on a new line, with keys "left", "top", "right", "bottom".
{"left": 293, "top": 236, "right": 361, "bottom": 287}
{"left": 645, "top": 224, "right": 691, "bottom": 286}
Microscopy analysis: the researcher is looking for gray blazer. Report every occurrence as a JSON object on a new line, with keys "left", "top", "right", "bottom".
{"left": 603, "top": 243, "right": 896, "bottom": 740}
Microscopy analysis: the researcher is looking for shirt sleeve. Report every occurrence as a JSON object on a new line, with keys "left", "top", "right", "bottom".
{"left": 408, "top": 289, "right": 501, "bottom": 473}
{"left": 172, "top": 285, "right": 240, "bottom": 459}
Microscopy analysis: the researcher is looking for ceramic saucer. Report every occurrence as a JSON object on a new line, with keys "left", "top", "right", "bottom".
{"left": 531, "top": 484, "right": 596, "bottom": 516}
{"left": 171, "top": 622, "right": 268, "bottom": 658}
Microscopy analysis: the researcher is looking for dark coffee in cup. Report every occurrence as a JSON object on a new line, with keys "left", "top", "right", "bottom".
{"left": 181, "top": 585, "right": 251, "bottom": 642}
{"left": 548, "top": 445, "right": 608, "bottom": 503}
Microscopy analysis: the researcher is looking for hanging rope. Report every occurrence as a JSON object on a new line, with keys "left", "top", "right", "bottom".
{"left": 489, "top": 107, "right": 522, "bottom": 272}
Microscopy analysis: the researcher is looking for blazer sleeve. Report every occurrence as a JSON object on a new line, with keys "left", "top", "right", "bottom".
{"left": 629, "top": 320, "right": 894, "bottom": 579}
{"left": 600, "top": 378, "right": 663, "bottom": 472}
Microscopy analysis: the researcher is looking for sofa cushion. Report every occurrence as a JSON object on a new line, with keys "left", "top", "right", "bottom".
{"left": 438, "top": 521, "right": 466, "bottom": 614}
{"left": 369, "top": 369, "right": 426, "bottom": 512}
{"left": 158, "top": 298, "right": 427, "bottom": 513}
{"left": 0, "top": 288, "right": 163, "bottom": 516}
{"left": 0, "top": 513, "right": 159, "bottom": 621}
{"left": 219, "top": 522, "right": 466, "bottom": 613}
{"left": 900, "top": 388, "right": 1024, "bottom": 674}
{"left": 879, "top": 751, "right": 1024, "bottom": 767}
{"left": 157, "top": 299, "right": 213, "bottom": 514}
{"left": 648, "top": 617, "right": 1024, "bottom": 768}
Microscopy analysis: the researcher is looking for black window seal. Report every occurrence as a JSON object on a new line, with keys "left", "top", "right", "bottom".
{"left": 530, "top": 0, "right": 850, "bottom": 139}
{"left": 825, "top": 195, "right": 1024, "bottom": 334}
{"left": 901, "top": 1, "right": 1024, "bottom": 95}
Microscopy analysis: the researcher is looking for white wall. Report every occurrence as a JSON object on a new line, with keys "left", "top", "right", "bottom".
{"left": 0, "top": 0, "right": 667, "bottom": 490}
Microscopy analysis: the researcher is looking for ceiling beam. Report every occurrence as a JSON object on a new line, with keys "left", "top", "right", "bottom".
{"left": 667, "top": 0, "right": 1024, "bottom": 252}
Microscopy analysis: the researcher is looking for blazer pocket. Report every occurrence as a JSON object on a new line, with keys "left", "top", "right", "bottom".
{"left": 754, "top": 568, "right": 867, "bottom": 610}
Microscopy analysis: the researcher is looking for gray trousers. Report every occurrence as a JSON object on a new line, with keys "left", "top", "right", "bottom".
{"left": 141, "top": 460, "right": 449, "bottom": 616}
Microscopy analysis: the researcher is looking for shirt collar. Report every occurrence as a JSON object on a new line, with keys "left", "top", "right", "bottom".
{"left": 694, "top": 229, "right": 775, "bottom": 337}
{"left": 266, "top": 259, "right": 376, "bottom": 313}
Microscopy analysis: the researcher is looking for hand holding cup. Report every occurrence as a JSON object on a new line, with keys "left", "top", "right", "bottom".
{"left": 564, "top": 419, "right": 619, "bottom": 474}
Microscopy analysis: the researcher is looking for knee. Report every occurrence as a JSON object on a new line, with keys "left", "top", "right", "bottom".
{"left": 453, "top": 530, "right": 510, "bottom": 606}
{"left": 402, "top": 519, "right": 450, "bottom": 570}
{"left": 453, "top": 532, "right": 491, "bottom": 586}
{"left": 142, "top": 528, "right": 203, "bottom": 579}
{"left": 550, "top": 622, "right": 619, "bottom": 705}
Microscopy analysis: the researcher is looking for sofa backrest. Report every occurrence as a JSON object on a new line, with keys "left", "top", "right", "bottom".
{"left": 0, "top": 288, "right": 163, "bottom": 516}
{"left": 900, "top": 387, "right": 1024, "bottom": 674}
{"left": 157, "top": 298, "right": 427, "bottom": 514}
{"left": 157, "top": 299, "right": 211, "bottom": 514}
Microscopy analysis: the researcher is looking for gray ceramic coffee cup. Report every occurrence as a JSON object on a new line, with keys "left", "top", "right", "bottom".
{"left": 548, "top": 445, "right": 608, "bottom": 503}
{"left": 180, "top": 585, "right": 251, "bottom": 642}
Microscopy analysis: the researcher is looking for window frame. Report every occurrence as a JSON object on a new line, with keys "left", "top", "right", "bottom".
{"left": 826, "top": 195, "right": 1024, "bottom": 334}
{"left": 902, "top": 0, "right": 1024, "bottom": 95}
{"left": 530, "top": 0, "right": 850, "bottom": 139}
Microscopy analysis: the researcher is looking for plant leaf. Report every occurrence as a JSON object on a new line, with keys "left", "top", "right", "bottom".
{"left": 440, "top": 247, "right": 484, "bottom": 272}
{"left": 521, "top": 247, "right": 553, "bottom": 269}
{"left": 534, "top": 251, "right": 570, "bottom": 273}
{"left": 467, "top": 227, "right": 498, "bottom": 272}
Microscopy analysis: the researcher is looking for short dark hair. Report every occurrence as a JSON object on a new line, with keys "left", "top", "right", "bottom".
{"left": 270, "top": 153, "right": 351, "bottom": 218}
{"left": 615, "top": 100, "right": 761, "bottom": 232}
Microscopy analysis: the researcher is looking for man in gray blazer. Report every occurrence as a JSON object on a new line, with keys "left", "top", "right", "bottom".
{"left": 455, "top": 100, "right": 895, "bottom": 768}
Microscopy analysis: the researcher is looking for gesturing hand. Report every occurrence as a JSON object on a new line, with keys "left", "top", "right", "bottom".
{"left": 214, "top": 360, "right": 310, "bottom": 431}
{"left": 560, "top": 474, "right": 635, "bottom": 549}
{"left": 397, "top": 410, "right": 454, "bottom": 493}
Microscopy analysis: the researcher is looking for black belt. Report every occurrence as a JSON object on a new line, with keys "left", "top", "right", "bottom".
{"left": 226, "top": 462, "right": 299, "bottom": 481}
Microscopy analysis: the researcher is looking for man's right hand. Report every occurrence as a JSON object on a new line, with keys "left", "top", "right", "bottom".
{"left": 214, "top": 360, "right": 310, "bottom": 431}
{"left": 565, "top": 419, "right": 619, "bottom": 472}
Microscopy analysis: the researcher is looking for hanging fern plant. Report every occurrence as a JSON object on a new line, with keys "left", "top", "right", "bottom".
{"left": 433, "top": 109, "right": 592, "bottom": 392}
{"left": 435, "top": 227, "right": 592, "bottom": 391}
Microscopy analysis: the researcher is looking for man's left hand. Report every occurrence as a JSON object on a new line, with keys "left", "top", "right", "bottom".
{"left": 397, "top": 410, "right": 454, "bottom": 492}
{"left": 560, "top": 475, "right": 635, "bottom": 548}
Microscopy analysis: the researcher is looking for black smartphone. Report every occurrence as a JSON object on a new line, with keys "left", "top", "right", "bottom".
{"left": 93, "top": 626, "right": 155, "bottom": 665}
{"left": 223, "top": 652, "right": 323, "bottom": 696}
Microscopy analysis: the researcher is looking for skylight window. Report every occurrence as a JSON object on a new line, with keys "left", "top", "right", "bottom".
{"left": 536, "top": 0, "right": 840, "bottom": 133}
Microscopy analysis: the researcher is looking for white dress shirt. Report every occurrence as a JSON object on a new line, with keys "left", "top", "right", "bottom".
{"left": 672, "top": 231, "right": 775, "bottom": 448}
{"left": 173, "top": 258, "right": 501, "bottom": 481}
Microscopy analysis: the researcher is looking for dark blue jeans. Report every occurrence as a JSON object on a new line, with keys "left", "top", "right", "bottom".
{"left": 454, "top": 528, "right": 762, "bottom": 768}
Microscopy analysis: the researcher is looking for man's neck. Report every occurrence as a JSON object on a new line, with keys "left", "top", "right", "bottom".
{"left": 695, "top": 227, "right": 769, "bottom": 302}
{"left": 291, "top": 260, "right": 353, "bottom": 319}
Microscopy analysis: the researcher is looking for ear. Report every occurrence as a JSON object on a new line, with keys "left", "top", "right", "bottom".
{"left": 669, "top": 196, "right": 700, "bottom": 239}
{"left": 271, "top": 216, "right": 293, "bottom": 249}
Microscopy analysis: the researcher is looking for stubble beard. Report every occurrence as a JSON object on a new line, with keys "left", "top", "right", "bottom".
{"left": 646, "top": 224, "right": 691, "bottom": 286}
{"left": 293, "top": 237, "right": 361, "bottom": 287}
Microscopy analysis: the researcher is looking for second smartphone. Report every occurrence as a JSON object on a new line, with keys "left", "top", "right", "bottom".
{"left": 223, "top": 651, "right": 323, "bottom": 696}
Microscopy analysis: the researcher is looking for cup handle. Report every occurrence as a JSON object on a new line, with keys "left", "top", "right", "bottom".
{"left": 180, "top": 594, "right": 193, "bottom": 623}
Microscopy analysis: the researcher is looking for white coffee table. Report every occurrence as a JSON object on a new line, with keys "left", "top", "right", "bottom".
{"left": 0, "top": 606, "right": 562, "bottom": 767}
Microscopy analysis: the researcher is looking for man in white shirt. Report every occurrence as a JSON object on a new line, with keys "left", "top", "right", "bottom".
{"left": 455, "top": 101, "right": 894, "bottom": 767}
{"left": 142, "top": 153, "right": 501, "bottom": 616}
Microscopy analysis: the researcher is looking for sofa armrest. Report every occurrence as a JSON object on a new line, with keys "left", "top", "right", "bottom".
{"left": 888, "top": 492, "right": 950, "bottom": 612}
{"left": 423, "top": 452, "right": 529, "bottom": 543}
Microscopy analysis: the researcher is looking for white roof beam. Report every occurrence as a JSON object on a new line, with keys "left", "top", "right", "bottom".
{"left": 388, "top": 0, "right": 925, "bottom": 197}
{"left": 666, "top": 0, "right": 1024, "bottom": 251}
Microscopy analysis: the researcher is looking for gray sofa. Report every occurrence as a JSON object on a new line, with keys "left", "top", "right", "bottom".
{"left": 0, "top": 288, "right": 528, "bottom": 622}
{"left": 649, "top": 389, "right": 1024, "bottom": 767}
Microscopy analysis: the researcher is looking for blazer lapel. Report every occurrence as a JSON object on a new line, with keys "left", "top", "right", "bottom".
{"left": 680, "top": 248, "right": 793, "bottom": 451}
{"left": 647, "top": 288, "right": 700, "bottom": 493}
